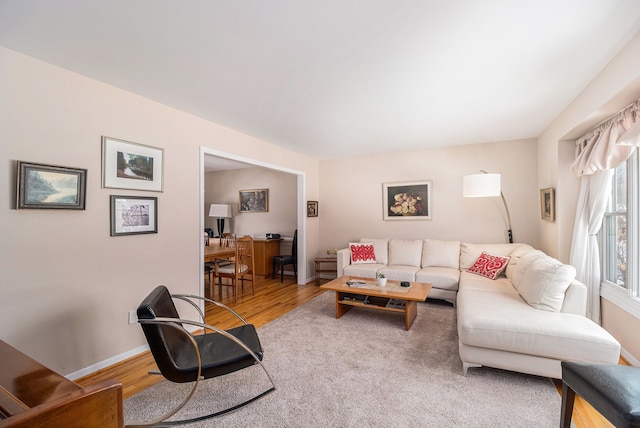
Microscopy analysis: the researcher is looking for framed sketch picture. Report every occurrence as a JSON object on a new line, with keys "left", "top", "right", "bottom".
{"left": 110, "top": 195, "right": 158, "bottom": 236}
{"left": 102, "top": 136, "right": 164, "bottom": 192}
{"left": 540, "top": 187, "right": 555, "bottom": 222}
{"left": 16, "top": 161, "right": 87, "bottom": 210}
{"left": 383, "top": 180, "right": 432, "bottom": 220}
{"left": 239, "top": 189, "right": 269, "bottom": 213}
{"left": 307, "top": 201, "right": 318, "bottom": 217}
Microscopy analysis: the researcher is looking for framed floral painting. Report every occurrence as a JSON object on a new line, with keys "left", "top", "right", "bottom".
{"left": 383, "top": 180, "right": 432, "bottom": 220}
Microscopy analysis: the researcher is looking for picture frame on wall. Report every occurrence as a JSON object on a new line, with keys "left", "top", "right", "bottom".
{"left": 540, "top": 187, "right": 555, "bottom": 222}
{"left": 239, "top": 189, "right": 269, "bottom": 213}
{"left": 102, "top": 136, "right": 164, "bottom": 192}
{"left": 307, "top": 200, "right": 318, "bottom": 217}
{"left": 383, "top": 180, "right": 432, "bottom": 220}
{"left": 16, "top": 161, "right": 87, "bottom": 210}
{"left": 110, "top": 195, "right": 158, "bottom": 236}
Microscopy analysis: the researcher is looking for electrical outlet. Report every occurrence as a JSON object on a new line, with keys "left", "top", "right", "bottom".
{"left": 128, "top": 310, "right": 137, "bottom": 325}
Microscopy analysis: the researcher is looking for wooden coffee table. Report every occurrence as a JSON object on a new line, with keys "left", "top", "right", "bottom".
{"left": 320, "top": 276, "right": 431, "bottom": 330}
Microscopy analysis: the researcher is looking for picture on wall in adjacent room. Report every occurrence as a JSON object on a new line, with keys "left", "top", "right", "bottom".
{"left": 239, "top": 189, "right": 269, "bottom": 213}
{"left": 307, "top": 200, "right": 318, "bottom": 217}
{"left": 102, "top": 136, "right": 164, "bottom": 192}
{"left": 110, "top": 195, "right": 158, "bottom": 236}
{"left": 540, "top": 187, "right": 555, "bottom": 222}
{"left": 383, "top": 180, "right": 432, "bottom": 220}
{"left": 16, "top": 161, "right": 87, "bottom": 210}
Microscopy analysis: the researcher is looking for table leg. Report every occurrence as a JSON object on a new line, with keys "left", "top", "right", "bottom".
{"left": 335, "top": 292, "right": 353, "bottom": 319}
{"left": 405, "top": 300, "right": 418, "bottom": 331}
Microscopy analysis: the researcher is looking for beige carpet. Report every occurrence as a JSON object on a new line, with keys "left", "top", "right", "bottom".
{"left": 125, "top": 291, "right": 561, "bottom": 427}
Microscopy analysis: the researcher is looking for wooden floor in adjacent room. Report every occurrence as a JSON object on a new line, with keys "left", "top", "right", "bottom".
{"left": 76, "top": 275, "right": 612, "bottom": 428}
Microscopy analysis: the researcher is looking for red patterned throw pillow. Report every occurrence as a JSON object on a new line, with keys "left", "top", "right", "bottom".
{"left": 468, "top": 252, "right": 510, "bottom": 280}
{"left": 349, "top": 242, "right": 377, "bottom": 265}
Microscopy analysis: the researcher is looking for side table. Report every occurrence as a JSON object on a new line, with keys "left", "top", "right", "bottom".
{"left": 314, "top": 257, "right": 337, "bottom": 285}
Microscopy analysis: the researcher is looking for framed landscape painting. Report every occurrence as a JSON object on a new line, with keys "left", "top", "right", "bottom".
{"left": 110, "top": 195, "right": 158, "bottom": 236}
{"left": 239, "top": 189, "right": 269, "bottom": 213}
{"left": 16, "top": 161, "right": 87, "bottom": 210}
{"left": 102, "top": 136, "right": 164, "bottom": 192}
{"left": 383, "top": 180, "right": 432, "bottom": 220}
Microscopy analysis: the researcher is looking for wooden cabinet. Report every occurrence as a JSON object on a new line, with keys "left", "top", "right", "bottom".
{"left": 253, "top": 238, "right": 282, "bottom": 278}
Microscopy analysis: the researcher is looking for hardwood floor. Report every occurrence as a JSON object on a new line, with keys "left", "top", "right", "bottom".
{"left": 76, "top": 275, "right": 612, "bottom": 427}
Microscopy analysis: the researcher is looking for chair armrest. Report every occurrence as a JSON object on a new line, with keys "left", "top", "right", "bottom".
{"left": 172, "top": 293, "right": 249, "bottom": 325}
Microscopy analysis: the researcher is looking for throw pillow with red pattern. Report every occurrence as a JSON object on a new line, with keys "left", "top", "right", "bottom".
{"left": 349, "top": 242, "right": 377, "bottom": 264}
{"left": 468, "top": 252, "right": 510, "bottom": 280}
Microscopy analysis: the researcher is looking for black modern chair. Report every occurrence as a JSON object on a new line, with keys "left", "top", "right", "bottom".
{"left": 129, "top": 285, "right": 275, "bottom": 427}
{"left": 560, "top": 361, "right": 640, "bottom": 428}
{"left": 272, "top": 230, "right": 297, "bottom": 283}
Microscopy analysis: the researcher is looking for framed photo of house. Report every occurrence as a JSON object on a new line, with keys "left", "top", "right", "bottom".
{"left": 540, "top": 187, "right": 555, "bottom": 222}
{"left": 110, "top": 195, "right": 158, "bottom": 236}
{"left": 102, "top": 136, "right": 164, "bottom": 192}
{"left": 307, "top": 200, "right": 318, "bottom": 217}
{"left": 16, "top": 161, "right": 87, "bottom": 210}
{"left": 383, "top": 180, "right": 432, "bottom": 220}
{"left": 239, "top": 189, "right": 269, "bottom": 213}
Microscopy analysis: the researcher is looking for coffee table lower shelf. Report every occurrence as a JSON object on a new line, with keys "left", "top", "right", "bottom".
{"left": 335, "top": 292, "right": 418, "bottom": 331}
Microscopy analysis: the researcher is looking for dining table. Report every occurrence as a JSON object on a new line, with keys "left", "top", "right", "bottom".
{"left": 204, "top": 241, "right": 236, "bottom": 263}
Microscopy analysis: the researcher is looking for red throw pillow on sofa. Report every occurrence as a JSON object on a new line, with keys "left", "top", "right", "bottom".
{"left": 468, "top": 252, "right": 510, "bottom": 280}
{"left": 349, "top": 242, "right": 377, "bottom": 264}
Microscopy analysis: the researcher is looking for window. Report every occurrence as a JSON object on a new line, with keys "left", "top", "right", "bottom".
{"left": 601, "top": 150, "right": 640, "bottom": 314}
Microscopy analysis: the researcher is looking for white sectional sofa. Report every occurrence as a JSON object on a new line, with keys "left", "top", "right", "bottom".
{"left": 336, "top": 238, "right": 621, "bottom": 379}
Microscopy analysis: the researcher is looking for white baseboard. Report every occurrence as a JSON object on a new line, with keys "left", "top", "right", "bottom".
{"left": 621, "top": 347, "right": 640, "bottom": 366}
{"left": 66, "top": 343, "right": 149, "bottom": 380}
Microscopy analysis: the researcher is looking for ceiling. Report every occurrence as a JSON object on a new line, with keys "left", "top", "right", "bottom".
{"left": 2, "top": 1, "right": 640, "bottom": 161}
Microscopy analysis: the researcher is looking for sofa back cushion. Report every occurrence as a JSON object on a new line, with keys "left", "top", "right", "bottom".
{"left": 388, "top": 239, "right": 422, "bottom": 266}
{"left": 422, "top": 239, "right": 460, "bottom": 268}
{"left": 505, "top": 244, "right": 536, "bottom": 281}
{"left": 360, "top": 238, "right": 389, "bottom": 265}
{"left": 512, "top": 251, "right": 576, "bottom": 312}
{"left": 460, "top": 243, "right": 520, "bottom": 270}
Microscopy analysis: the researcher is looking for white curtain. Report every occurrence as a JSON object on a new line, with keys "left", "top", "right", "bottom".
{"left": 569, "top": 101, "right": 639, "bottom": 323}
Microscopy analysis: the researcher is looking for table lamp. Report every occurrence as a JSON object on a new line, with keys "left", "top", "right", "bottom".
{"left": 208, "top": 204, "right": 233, "bottom": 237}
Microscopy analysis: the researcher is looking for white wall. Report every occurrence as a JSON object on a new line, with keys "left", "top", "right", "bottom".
{"left": 204, "top": 167, "right": 297, "bottom": 238}
{"left": 318, "top": 139, "right": 539, "bottom": 253}
{"left": 0, "top": 47, "right": 319, "bottom": 376}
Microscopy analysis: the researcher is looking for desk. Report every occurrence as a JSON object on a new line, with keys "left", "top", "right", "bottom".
{"left": 253, "top": 238, "right": 282, "bottom": 277}
{"left": 314, "top": 257, "right": 337, "bottom": 284}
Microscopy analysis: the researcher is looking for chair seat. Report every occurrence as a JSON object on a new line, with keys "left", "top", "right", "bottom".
{"left": 217, "top": 263, "right": 249, "bottom": 275}
{"left": 273, "top": 255, "right": 295, "bottom": 264}
{"left": 168, "top": 325, "right": 264, "bottom": 383}
{"left": 562, "top": 361, "right": 640, "bottom": 428}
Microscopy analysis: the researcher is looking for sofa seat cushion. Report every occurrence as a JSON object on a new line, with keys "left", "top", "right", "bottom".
{"left": 457, "top": 286, "right": 620, "bottom": 363}
{"left": 343, "top": 263, "right": 385, "bottom": 278}
{"left": 416, "top": 267, "right": 460, "bottom": 291}
{"left": 378, "top": 265, "right": 419, "bottom": 281}
{"left": 459, "top": 271, "right": 515, "bottom": 293}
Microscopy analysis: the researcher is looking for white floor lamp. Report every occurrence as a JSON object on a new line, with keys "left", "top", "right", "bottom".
{"left": 463, "top": 170, "right": 513, "bottom": 243}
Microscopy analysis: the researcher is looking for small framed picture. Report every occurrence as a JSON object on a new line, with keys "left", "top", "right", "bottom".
{"left": 239, "top": 189, "right": 269, "bottom": 213}
{"left": 102, "top": 136, "right": 164, "bottom": 192}
{"left": 16, "top": 161, "right": 87, "bottom": 210}
{"left": 383, "top": 180, "right": 432, "bottom": 220}
{"left": 110, "top": 195, "right": 158, "bottom": 236}
{"left": 540, "top": 188, "right": 555, "bottom": 222}
{"left": 307, "top": 201, "right": 318, "bottom": 217}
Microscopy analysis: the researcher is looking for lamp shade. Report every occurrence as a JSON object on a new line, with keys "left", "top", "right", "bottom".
{"left": 617, "top": 120, "right": 640, "bottom": 147}
{"left": 208, "top": 204, "right": 233, "bottom": 218}
{"left": 463, "top": 173, "right": 501, "bottom": 197}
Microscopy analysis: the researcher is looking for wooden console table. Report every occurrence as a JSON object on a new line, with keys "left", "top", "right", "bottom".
{"left": 0, "top": 340, "right": 123, "bottom": 427}
{"left": 253, "top": 238, "right": 282, "bottom": 278}
{"left": 314, "top": 257, "right": 337, "bottom": 284}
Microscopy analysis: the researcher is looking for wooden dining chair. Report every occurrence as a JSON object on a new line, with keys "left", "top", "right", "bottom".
{"left": 213, "top": 235, "right": 255, "bottom": 303}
